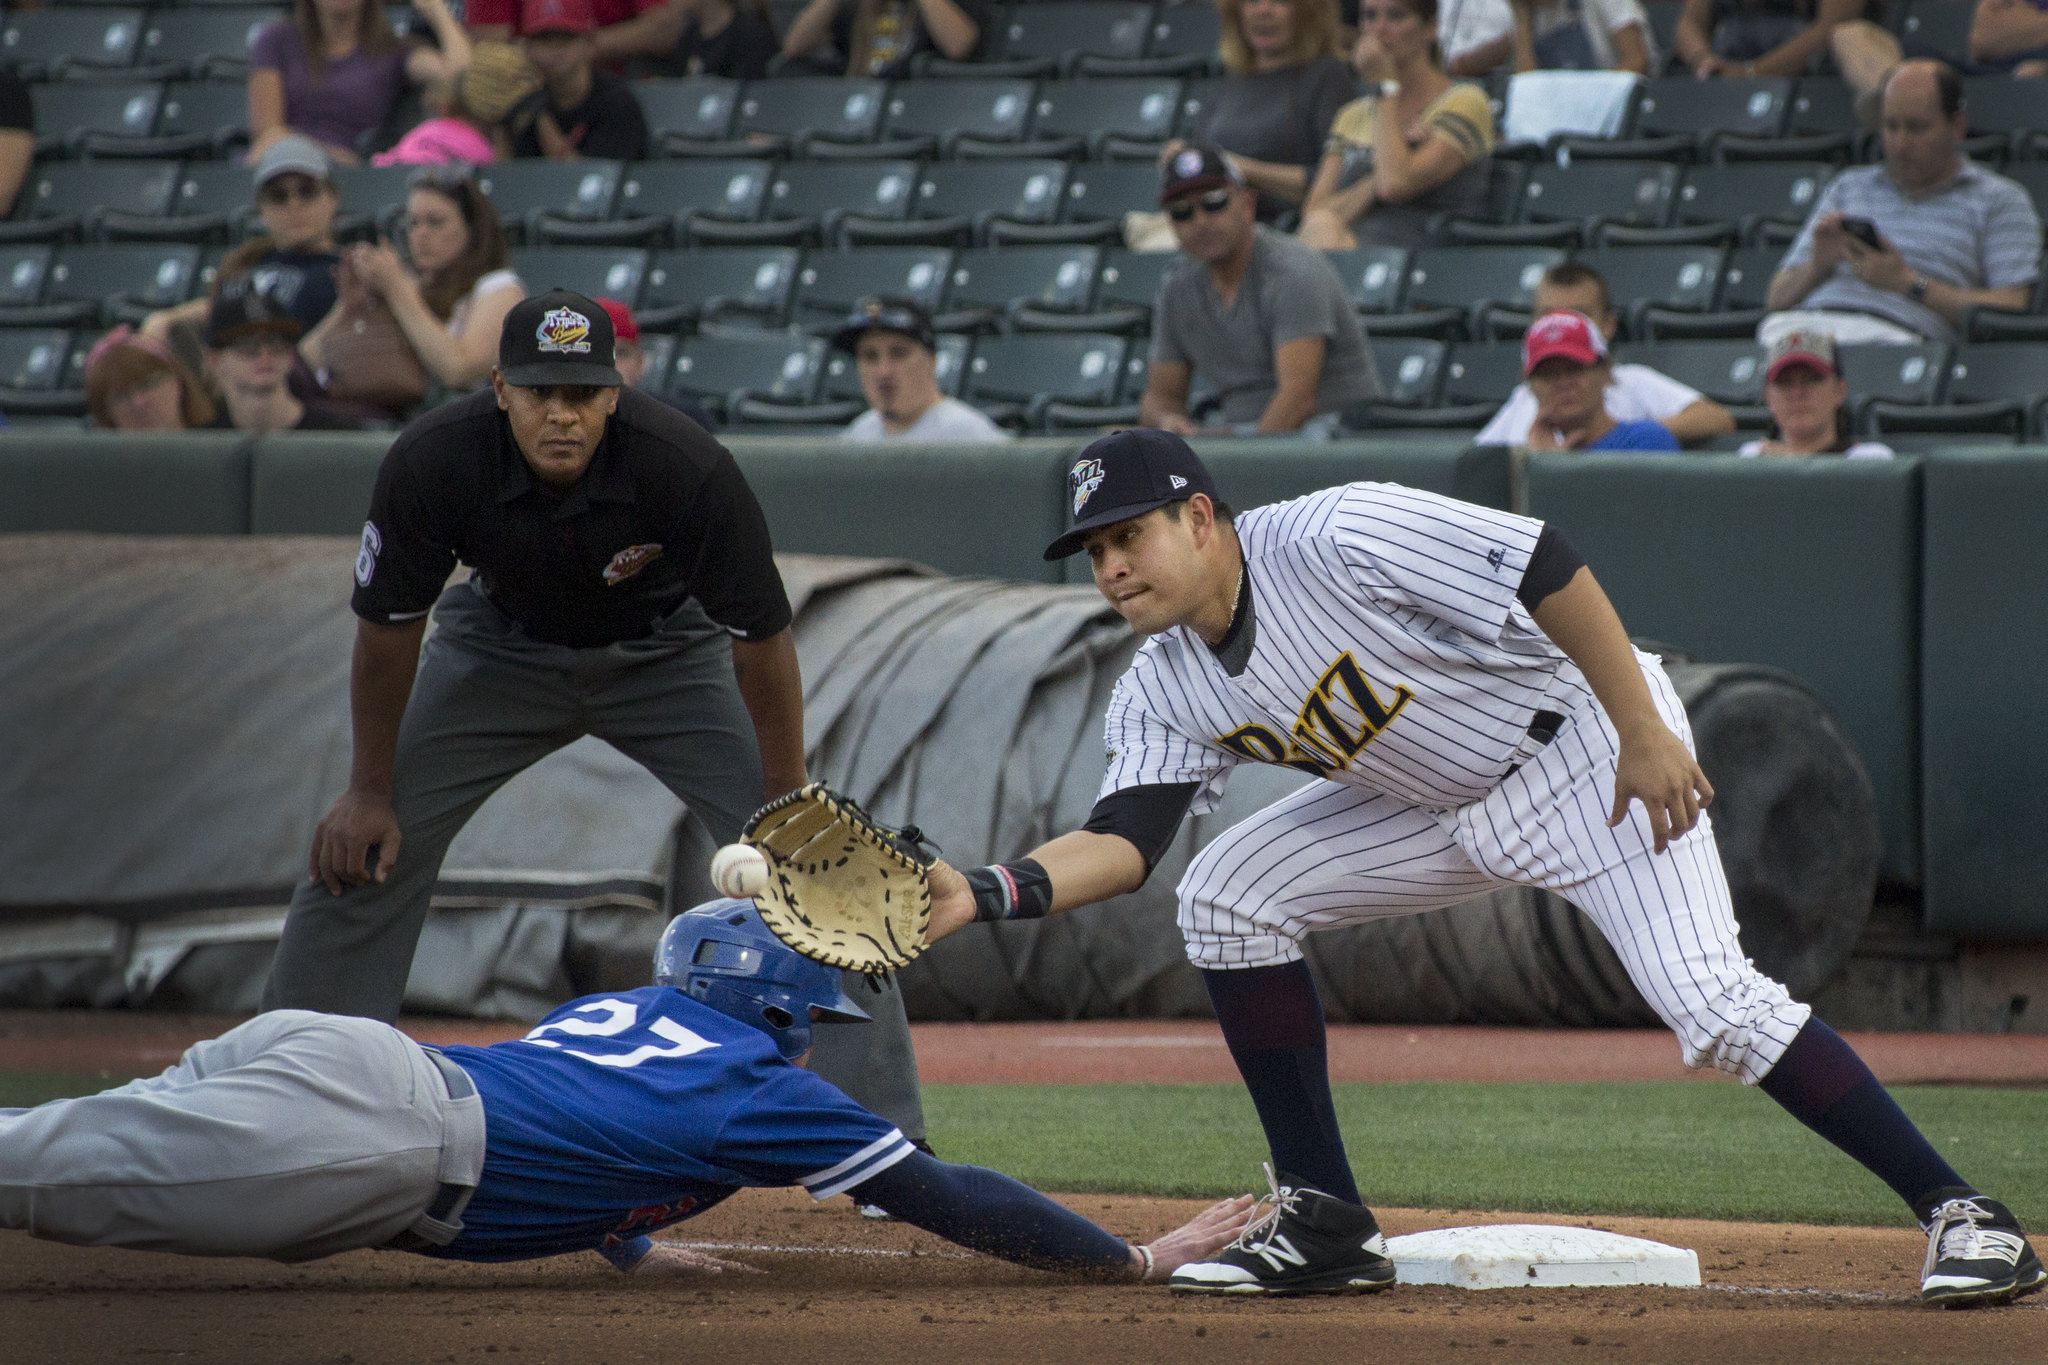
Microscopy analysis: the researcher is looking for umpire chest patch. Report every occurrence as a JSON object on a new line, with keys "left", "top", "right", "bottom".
{"left": 603, "top": 543, "right": 664, "bottom": 586}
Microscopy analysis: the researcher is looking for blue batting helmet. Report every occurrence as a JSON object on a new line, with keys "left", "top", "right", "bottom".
{"left": 654, "top": 898, "right": 870, "bottom": 1059}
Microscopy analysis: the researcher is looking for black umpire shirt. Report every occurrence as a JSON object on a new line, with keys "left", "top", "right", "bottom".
{"left": 352, "top": 386, "right": 792, "bottom": 649}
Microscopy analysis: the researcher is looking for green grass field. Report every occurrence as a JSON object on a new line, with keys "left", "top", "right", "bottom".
{"left": 7, "top": 1073, "right": 2040, "bottom": 1229}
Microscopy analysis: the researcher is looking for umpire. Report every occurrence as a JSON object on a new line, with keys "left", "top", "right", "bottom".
{"left": 262, "top": 288, "right": 925, "bottom": 1141}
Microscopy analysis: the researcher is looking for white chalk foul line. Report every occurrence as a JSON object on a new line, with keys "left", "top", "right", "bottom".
{"left": 670, "top": 1240, "right": 972, "bottom": 1260}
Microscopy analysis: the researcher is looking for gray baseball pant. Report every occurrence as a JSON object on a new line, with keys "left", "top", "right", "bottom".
{"left": 0, "top": 1011, "right": 484, "bottom": 1261}
{"left": 262, "top": 581, "right": 927, "bottom": 1141}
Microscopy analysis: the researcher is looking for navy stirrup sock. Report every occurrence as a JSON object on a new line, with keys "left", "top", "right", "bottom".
{"left": 1758, "top": 1017, "right": 1971, "bottom": 1220}
{"left": 1202, "top": 960, "right": 1362, "bottom": 1205}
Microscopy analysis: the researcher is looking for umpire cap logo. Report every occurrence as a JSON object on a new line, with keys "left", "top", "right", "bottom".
{"left": 536, "top": 306, "right": 593, "bottom": 355}
{"left": 1070, "top": 457, "right": 1106, "bottom": 518}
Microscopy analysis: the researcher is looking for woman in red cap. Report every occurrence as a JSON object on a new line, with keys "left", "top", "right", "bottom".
{"left": 1738, "top": 330, "right": 1895, "bottom": 459}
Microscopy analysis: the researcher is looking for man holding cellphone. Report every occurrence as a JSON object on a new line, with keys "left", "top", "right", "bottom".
{"left": 1762, "top": 60, "right": 2040, "bottom": 349}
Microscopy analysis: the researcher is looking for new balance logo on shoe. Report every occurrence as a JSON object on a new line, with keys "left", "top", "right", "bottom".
{"left": 1253, "top": 1234, "right": 1309, "bottom": 1273}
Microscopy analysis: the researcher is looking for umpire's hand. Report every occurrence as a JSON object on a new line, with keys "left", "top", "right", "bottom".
{"left": 310, "top": 790, "right": 403, "bottom": 894}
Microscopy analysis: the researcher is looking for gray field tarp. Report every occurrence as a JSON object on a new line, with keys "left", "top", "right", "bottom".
{"left": 0, "top": 533, "right": 1875, "bottom": 1024}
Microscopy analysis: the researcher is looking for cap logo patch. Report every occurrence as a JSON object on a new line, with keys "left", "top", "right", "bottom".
{"left": 603, "top": 543, "right": 664, "bottom": 586}
{"left": 1170, "top": 475, "right": 1188, "bottom": 490}
{"left": 1174, "top": 149, "right": 1204, "bottom": 178}
{"left": 536, "top": 307, "right": 593, "bottom": 355}
{"left": 1070, "top": 457, "right": 1106, "bottom": 518}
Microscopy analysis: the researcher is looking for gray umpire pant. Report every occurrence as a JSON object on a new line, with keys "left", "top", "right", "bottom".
{"left": 0, "top": 1011, "right": 484, "bottom": 1261}
{"left": 262, "top": 581, "right": 927, "bottom": 1142}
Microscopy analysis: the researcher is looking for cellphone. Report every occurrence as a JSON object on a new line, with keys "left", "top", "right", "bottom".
{"left": 1838, "top": 216, "right": 1883, "bottom": 250}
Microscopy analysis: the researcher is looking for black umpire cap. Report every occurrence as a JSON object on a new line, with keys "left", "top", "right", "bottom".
{"left": 498, "top": 288, "right": 623, "bottom": 387}
{"left": 830, "top": 295, "right": 936, "bottom": 355}
{"left": 1044, "top": 428, "right": 1221, "bottom": 561}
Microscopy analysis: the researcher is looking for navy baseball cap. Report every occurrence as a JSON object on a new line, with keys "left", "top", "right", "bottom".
{"left": 206, "top": 274, "right": 303, "bottom": 348}
{"left": 498, "top": 288, "right": 622, "bottom": 387}
{"left": 1044, "top": 428, "right": 1221, "bottom": 561}
{"left": 830, "top": 295, "right": 936, "bottom": 354}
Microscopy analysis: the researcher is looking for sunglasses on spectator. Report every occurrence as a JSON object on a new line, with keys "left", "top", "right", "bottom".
{"left": 259, "top": 178, "right": 328, "bottom": 207}
{"left": 1167, "top": 189, "right": 1236, "bottom": 222}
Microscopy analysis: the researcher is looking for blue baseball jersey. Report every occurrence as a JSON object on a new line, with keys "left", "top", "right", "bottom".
{"left": 428, "top": 986, "right": 914, "bottom": 1262}
{"left": 1586, "top": 420, "right": 1682, "bottom": 452}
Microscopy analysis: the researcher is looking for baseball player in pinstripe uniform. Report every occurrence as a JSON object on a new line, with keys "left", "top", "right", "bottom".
{"left": 924, "top": 428, "right": 2042, "bottom": 1307}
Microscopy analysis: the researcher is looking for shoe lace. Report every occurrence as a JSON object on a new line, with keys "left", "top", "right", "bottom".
{"left": 1229, "top": 1162, "right": 1304, "bottom": 1255}
{"left": 1925, "top": 1198, "right": 1999, "bottom": 1275}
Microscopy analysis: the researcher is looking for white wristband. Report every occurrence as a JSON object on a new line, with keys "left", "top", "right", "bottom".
{"left": 1135, "top": 1243, "right": 1156, "bottom": 1281}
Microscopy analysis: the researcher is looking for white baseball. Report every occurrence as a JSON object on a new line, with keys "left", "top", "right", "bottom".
{"left": 711, "top": 844, "right": 770, "bottom": 899}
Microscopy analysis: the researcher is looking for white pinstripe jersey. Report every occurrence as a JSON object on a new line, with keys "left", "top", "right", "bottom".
{"left": 1098, "top": 482, "right": 1575, "bottom": 814}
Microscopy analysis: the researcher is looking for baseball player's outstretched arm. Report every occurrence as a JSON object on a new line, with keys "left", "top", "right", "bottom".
{"left": 309, "top": 618, "right": 429, "bottom": 894}
{"left": 925, "top": 829, "right": 1148, "bottom": 943}
{"left": 1530, "top": 566, "right": 1713, "bottom": 853}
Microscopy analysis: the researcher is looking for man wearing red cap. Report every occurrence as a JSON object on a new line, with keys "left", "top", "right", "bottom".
{"left": 508, "top": 0, "right": 651, "bottom": 160}
{"left": 1519, "top": 311, "right": 1681, "bottom": 452}
{"left": 471, "top": 0, "right": 677, "bottom": 75}
{"left": 594, "top": 296, "right": 718, "bottom": 432}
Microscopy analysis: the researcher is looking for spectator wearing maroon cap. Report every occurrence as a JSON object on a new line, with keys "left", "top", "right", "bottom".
{"left": 594, "top": 297, "right": 718, "bottom": 431}
{"left": 469, "top": 0, "right": 677, "bottom": 69}
{"left": 510, "top": 0, "right": 652, "bottom": 161}
{"left": 1521, "top": 311, "right": 1681, "bottom": 452}
{"left": 1738, "top": 330, "right": 1894, "bottom": 460}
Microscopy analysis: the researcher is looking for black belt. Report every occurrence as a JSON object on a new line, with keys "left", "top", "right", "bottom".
{"left": 1503, "top": 709, "right": 1567, "bottom": 781}
{"left": 383, "top": 1049, "right": 478, "bottom": 1253}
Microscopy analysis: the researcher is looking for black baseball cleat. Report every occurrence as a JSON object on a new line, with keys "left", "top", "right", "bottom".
{"left": 1920, "top": 1194, "right": 2047, "bottom": 1307}
{"left": 1168, "top": 1164, "right": 1397, "bottom": 1296}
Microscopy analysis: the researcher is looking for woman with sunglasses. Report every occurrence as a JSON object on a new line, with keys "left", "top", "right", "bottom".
{"left": 1298, "top": 0, "right": 1496, "bottom": 251}
{"left": 302, "top": 166, "right": 523, "bottom": 394}
{"left": 141, "top": 137, "right": 346, "bottom": 350}
{"left": 1160, "top": 0, "right": 1356, "bottom": 222}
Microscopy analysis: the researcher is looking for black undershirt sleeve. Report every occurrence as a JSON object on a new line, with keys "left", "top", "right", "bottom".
{"left": 1081, "top": 782, "right": 1202, "bottom": 879}
{"left": 1516, "top": 524, "right": 1586, "bottom": 613}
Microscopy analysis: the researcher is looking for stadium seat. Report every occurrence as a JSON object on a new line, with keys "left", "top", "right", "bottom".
{"left": 882, "top": 78, "right": 1036, "bottom": 155}
{"left": 1838, "top": 342, "right": 1950, "bottom": 422}
{"left": 1367, "top": 336, "right": 1447, "bottom": 406}
{"left": 1030, "top": 77, "right": 1184, "bottom": 157}
{"left": 634, "top": 76, "right": 741, "bottom": 149}
{"left": 0, "top": 161, "right": 184, "bottom": 245}
{"left": 941, "top": 244, "right": 1102, "bottom": 330}
{"left": 1439, "top": 343, "right": 1525, "bottom": 408}
{"left": 1867, "top": 342, "right": 2048, "bottom": 437}
{"left": 1577, "top": 246, "right": 1727, "bottom": 334}
{"left": 790, "top": 246, "right": 955, "bottom": 327}
{"left": 989, "top": 2, "right": 1153, "bottom": 75}
{"left": 1630, "top": 76, "right": 1794, "bottom": 157}
{"left": 137, "top": 5, "right": 279, "bottom": 80}
{"left": 639, "top": 245, "right": 801, "bottom": 330}
{"left": 614, "top": 160, "right": 774, "bottom": 245}
{"left": 1174, "top": 75, "right": 1224, "bottom": 139}
{"left": 1406, "top": 246, "right": 1565, "bottom": 335}
{"left": 477, "top": 160, "right": 624, "bottom": 242}
{"left": 823, "top": 331, "right": 972, "bottom": 402}
{"left": 1059, "top": 161, "right": 1163, "bottom": 227}
{"left": 0, "top": 328, "right": 78, "bottom": 414}
{"left": 665, "top": 328, "right": 827, "bottom": 419}
{"left": 698, "top": 160, "right": 921, "bottom": 247}
{"left": 1962, "top": 76, "right": 2048, "bottom": 162}
{"left": 0, "top": 244, "right": 49, "bottom": 314}
{"left": 874, "top": 160, "right": 1071, "bottom": 246}
{"left": 1892, "top": 0, "right": 1975, "bottom": 65}
{"left": 1614, "top": 339, "right": 1766, "bottom": 413}
{"left": 26, "top": 81, "right": 172, "bottom": 158}
{"left": 13, "top": 243, "right": 204, "bottom": 327}
{"left": 1788, "top": 76, "right": 1858, "bottom": 140}
{"left": 0, "top": 7, "right": 147, "bottom": 79}
{"left": 1716, "top": 245, "right": 1785, "bottom": 311}
{"left": 1113, "top": 0, "right": 1223, "bottom": 75}
{"left": 1512, "top": 161, "right": 1679, "bottom": 241}
{"left": 1093, "top": 248, "right": 1177, "bottom": 318}
{"left": 733, "top": 77, "right": 887, "bottom": 151}
{"left": 509, "top": 247, "right": 650, "bottom": 308}
{"left": 963, "top": 331, "right": 1128, "bottom": 427}
{"left": 1325, "top": 246, "right": 1411, "bottom": 314}
{"left": 1671, "top": 161, "right": 1832, "bottom": 245}
{"left": 155, "top": 80, "right": 253, "bottom": 157}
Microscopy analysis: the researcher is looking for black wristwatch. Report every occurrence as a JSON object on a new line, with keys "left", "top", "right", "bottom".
{"left": 1907, "top": 274, "right": 1930, "bottom": 303}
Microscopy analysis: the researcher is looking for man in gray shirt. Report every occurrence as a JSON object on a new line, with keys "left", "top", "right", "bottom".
{"left": 1141, "top": 146, "right": 1381, "bottom": 437}
{"left": 1764, "top": 60, "right": 2041, "bottom": 348}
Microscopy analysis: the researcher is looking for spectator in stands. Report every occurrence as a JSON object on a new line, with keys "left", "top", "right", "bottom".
{"left": 830, "top": 297, "right": 1009, "bottom": 443}
{"left": 1737, "top": 329, "right": 1894, "bottom": 458}
{"left": 251, "top": 0, "right": 474, "bottom": 165}
{"left": 1970, "top": 0, "right": 2048, "bottom": 77}
{"left": 780, "top": 0, "right": 991, "bottom": 77}
{"left": 468, "top": 0, "right": 680, "bottom": 69}
{"left": 0, "top": 65, "right": 30, "bottom": 222}
{"left": 1518, "top": 310, "right": 1681, "bottom": 450}
{"left": 1161, "top": 0, "right": 1355, "bottom": 219}
{"left": 85, "top": 329, "right": 217, "bottom": 433}
{"left": 143, "top": 138, "right": 345, "bottom": 351}
{"left": 1669, "top": 0, "right": 1859, "bottom": 76}
{"left": 303, "top": 167, "right": 523, "bottom": 392}
{"left": 1298, "top": 0, "right": 1497, "bottom": 250}
{"left": 642, "top": 0, "right": 781, "bottom": 78}
{"left": 1142, "top": 148, "right": 1382, "bottom": 437}
{"left": 203, "top": 278, "right": 368, "bottom": 433}
{"left": 1443, "top": 0, "right": 1654, "bottom": 76}
{"left": 1763, "top": 61, "right": 2041, "bottom": 348}
{"left": 594, "top": 296, "right": 719, "bottom": 430}
{"left": 511, "top": 0, "right": 652, "bottom": 161}
{"left": 1478, "top": 262, "right": 1734, "bottom": 446}
{"left": 372, "top": 41, "right": 541, "bottom": 164}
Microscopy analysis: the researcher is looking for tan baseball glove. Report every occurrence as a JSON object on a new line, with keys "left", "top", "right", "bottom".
{"left": 740, "top": 783, "right": 934, "bottom": 973}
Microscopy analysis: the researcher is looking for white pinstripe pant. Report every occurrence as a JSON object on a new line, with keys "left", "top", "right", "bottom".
{"left": 1178, "top": 652, "right": 1812, "bottom": 1084}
